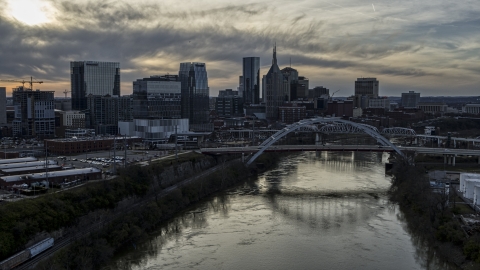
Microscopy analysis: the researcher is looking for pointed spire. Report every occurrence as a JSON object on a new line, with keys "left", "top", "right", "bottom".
{"left": 272, "top": 42, "right": 277, "bottom": 66}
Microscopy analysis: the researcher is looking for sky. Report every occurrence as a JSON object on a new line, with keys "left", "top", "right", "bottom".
{"left": 0, "top": 0, "right": 479, "bottom": 98}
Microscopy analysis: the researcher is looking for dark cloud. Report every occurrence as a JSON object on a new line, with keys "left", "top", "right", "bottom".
{"left": 0, "top": 0, "right": 479, "bottom": 96}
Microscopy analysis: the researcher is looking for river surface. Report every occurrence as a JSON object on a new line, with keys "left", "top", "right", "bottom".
{"left": 107, "top": 152, "right": 455, "bottom": 270}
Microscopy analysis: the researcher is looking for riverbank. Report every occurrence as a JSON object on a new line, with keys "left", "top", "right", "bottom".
{"left": 389, "top": 161, "right": 480, "bottom": 269}
{"left": 27, "top": 152, "right": 281, "bottom": 269}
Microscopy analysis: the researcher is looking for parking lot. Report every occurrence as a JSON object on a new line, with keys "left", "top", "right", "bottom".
{"left": 54, "top": 149, "right": 174, "bottom": 173}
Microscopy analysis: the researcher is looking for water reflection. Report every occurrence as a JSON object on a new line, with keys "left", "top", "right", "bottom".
{"left": 106, "top": 152, "right": 457, "bottom": 270}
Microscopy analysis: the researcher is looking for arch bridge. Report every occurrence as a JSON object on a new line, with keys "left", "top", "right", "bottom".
{"left": 246, "top": 117, "right": 407, "bottom": 166}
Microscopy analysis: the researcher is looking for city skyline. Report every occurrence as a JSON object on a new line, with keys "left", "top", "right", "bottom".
{"left": 0, "top": 0, "right": 479, "bottom": 97}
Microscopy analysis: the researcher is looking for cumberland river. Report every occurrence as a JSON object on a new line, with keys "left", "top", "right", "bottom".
{"left": 107, "top": 152, "right": 455, "bottom": 270}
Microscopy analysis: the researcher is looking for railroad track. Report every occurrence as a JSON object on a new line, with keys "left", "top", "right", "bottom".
{"left": 13, "top": 158, "right": 238, "bottom": 269}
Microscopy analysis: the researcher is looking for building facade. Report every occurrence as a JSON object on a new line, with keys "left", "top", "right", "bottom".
{"left": 354, "top": 78, "right": 379, "bottom": 109}
{"left": 463, "top": 104, "right": 480, "bottom": 115}
{"left": 132, "top": 75, "right": 181, "bottom": 119}
{"left": 86, "top": 95, "right": 119, "bottom": 135}
{"left": 179, "top": 62, "right": 209, "bottom": 125}
{"left": 215, "top": 89, "right": 243, "bottom": 117}
{"left": 418, "top": 103, "right": 447, "bottom": 114}
{"left": 327, "top": 100, "right": 354, "bottom": 117}
{"left": 278, "top": 106, "right": 306, "bottom": 124}
{"left": 61, "top": 111, "right": 85, "bottom": 128}
{"left": 71, "top": 61, "right": 120, "bottom": 110}
{"left": 134, "top": 118, "right": 189, "bottom": 143}
{"left": 12, "top": 87, "right": 55, "bottom": 137}
{"left": 242, "top": 57, "right": 260, "bottom": 104}
{"left": 368, "top": 97, "right": 390, "bottom": 111}
{"left": 0, "top": 87, "right": 6, "bottom": 124}
{"left": 401, "top": 91, "right": 420, "bottom": 108}
{"left": 355, "top": 78, "right": 379, "bottom": 96}
{"left": 265, "top": 46, "right": 285, "bottom": 121}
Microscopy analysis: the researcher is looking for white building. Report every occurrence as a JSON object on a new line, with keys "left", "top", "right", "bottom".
{"left": 120, "top": 118, "right": 189, "bottom": 144}
{"left": 368, "top": 97, "right": 390, "bottom": 110}
{"left": 463, "top": 104, "right": 480, "bottom": 115}
{"left": 61, "top": 111, "right": 85, "bottom": 126}
{"left": 418, "top": 103, "right": 447, "bottom": 114}
{"left": 460, "top": 173, "right": 480, "bottom": 194}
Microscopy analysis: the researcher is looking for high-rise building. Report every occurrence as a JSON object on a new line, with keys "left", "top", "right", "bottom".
{"left": 237, "top": 76, "right": 244, "bottom": 98}
{"left": 132, "top": 75, "right": 181, "bottom": 119}
{"left": 179, "top": 62, "right": 209, "bottom": 126}
{"left": 265, "top": 45, "right": 285, "bottom": 121}
{"left": 296, "top": 76, "right": 309, "bottom": 100}
{"left": 355, "top": 78, "right": 379, "bottom": 96}
{"left": 70, "top": 61, "right": 120, "bottom": 110}
{"left": 12, "top": 87, "right": 55, "bottom": 137}
{"left": 242, "top": 57, "right": 260, "bottom": 104}
{"left": 354, "top": 78, "right": 379, "bottom": 109}
{"left": 401, "top": 91, "right": 421, "bottom": 108}
{"left": 0, "top": 87, "right": 6, "bottom": 124}
{"left": 281, "top": 67, "right": 298, "bottom": 102}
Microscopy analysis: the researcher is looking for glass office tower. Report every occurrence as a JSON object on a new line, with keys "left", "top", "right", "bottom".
{"left": 179, "top": 62, "right": 209, "bottom": 125}
{"left": 71, "top": 61, "right": 120, "bottom": 110}
{"left": 242, "top": 57, "right": 260, "bottom": 104}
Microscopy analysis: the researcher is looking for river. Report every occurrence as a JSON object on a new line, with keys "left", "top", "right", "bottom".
{"left": 106, "top": 152, "right": 455, "bottom": 270}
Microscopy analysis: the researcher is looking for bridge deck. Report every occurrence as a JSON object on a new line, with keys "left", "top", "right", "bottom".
{"left": 200, "top": 145, "right": 480, "bottom": 157}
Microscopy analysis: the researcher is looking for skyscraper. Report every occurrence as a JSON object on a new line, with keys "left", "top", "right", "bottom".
{"left": 179, "top": 62, "right": 209, "bottom": 126}
{"left": 70, "top": 61, "right": 120, "bottom": 110}
{"left": 354, "top": 78, "right": 379, "bottom": 109}
{"left": 0, "top": 87, "right": 6, "bottom": 124}
{"left": 242, "top": 57, "right": 260, "bottom": 105}
{"left": 265, "top": 45, "right": 285, "bottom": 121}
{"left": 354, "top": 78, "right": 379, "bottom": 96}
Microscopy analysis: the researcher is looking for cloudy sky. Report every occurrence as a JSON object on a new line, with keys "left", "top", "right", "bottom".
{"left": 0, "top": 0, "right": 479, "bottom": 97}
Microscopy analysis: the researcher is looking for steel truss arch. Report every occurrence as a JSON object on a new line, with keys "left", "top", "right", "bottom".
{"left": 246, "top": 117, "right": 406, "bottom": 165}
{"left": 381, "top": 127, "right": 416, "bottom": 136}
{"left": 318, "top": 123, "right": 378, "bottom": 134}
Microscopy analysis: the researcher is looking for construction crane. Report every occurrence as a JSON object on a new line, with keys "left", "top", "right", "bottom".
{"left": 330, "top": 89, "right": 341, "bottom": 100}
{"left": 63, "top": 89, "right": 71, "bottom": 98}
{"left": 0, "top": 76, "right": 43, "bottom": 90}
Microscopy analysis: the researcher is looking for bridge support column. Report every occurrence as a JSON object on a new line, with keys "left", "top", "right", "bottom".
{"left": 444, "top": 155, "right": 447, "bottom": 164}
{"left": 478, "top": 156, "right": 480, "bottom": 164}
{"left": 242, "top": 153, "right": 245, "bottom": 163}
{"left": 316, "top": 150, "right": 321, "bottom": 157}
{"left": 452, "top": 155, "right": 456, "bottom": 166}
{"left": 315, "top": 133, "right": 320, "bottom": 145}
{"left": 447, "top": 155, "right": 452, "bottom": 165}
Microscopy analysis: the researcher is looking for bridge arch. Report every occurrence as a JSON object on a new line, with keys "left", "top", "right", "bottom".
{"left": 246, "top": 117, "right": 406, "bottom": 165}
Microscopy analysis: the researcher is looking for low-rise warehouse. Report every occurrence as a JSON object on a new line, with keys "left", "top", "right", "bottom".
{"left": 0, "top": 160, "right": 57, "bottom": 170}
{"left": 0, "top": 157, "right": 37, "bottom": 165}
{"left": 0, "top": 167, "right": 102, "bottom": 188}
{"left": 1, "top": 165, "right": 63, "bottom": 176}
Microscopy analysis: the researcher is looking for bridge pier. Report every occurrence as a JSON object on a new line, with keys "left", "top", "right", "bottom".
{"left": 478, "top": 156, "right": 480, "bottom": 164}
{"left": 444, "top": 154, "right": 456, "bottom": 166}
